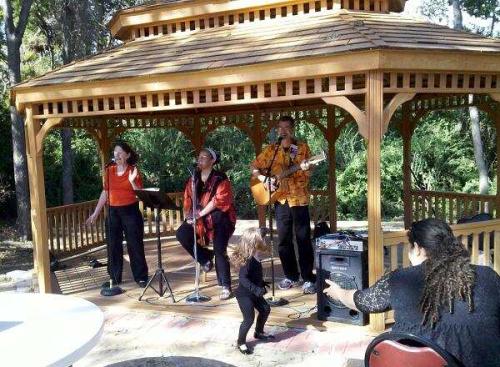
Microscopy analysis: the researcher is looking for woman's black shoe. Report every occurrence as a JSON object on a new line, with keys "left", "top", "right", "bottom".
{"left": 237, "top": 344, "right": 253, "bottom": 355}
{"left": 254, "top": 332, "right": 275, "bottom": 340}
{"left": 101, "top": 280, "right": 121, "bottom": 288}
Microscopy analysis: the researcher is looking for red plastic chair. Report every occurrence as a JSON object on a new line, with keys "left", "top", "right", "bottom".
{"left": 365, "top": 332, "right": 463, "bottom": 367}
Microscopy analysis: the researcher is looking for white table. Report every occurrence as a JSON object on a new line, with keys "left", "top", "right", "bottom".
{"left": 0, "top": 293, "right": 104, "bottom": 367}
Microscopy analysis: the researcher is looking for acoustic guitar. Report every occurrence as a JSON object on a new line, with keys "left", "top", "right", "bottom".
{"left": 250, "top": 151, "right": 326, "bottom": 205}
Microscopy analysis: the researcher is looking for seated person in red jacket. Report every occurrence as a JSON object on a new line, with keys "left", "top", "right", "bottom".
{"left": 176, "top": 148, "right": 236, "bottom": 300}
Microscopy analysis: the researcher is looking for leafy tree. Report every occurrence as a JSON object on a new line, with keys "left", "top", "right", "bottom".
{"left": 1, "top": 0, "right": 34, "bottom": 239}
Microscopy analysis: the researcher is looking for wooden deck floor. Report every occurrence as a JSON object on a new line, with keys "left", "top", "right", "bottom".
{"left": 54, "top": 235, "right": 376, "bottom": 336}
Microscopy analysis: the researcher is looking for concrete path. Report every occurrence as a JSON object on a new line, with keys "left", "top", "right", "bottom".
{"left": 75, "top": 306, "right": 369, "bottom": 367}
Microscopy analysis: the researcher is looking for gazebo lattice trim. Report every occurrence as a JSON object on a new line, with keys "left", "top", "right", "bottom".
{"left": 31, "top": 72, "right": 499, "bottom": 129}
{"left": 127, "top": 0, "right": 391, "bottom": 41}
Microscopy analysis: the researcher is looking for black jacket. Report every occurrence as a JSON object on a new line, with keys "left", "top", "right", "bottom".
{"left": 235, "top": 257, "right": 266, "bottom": 298}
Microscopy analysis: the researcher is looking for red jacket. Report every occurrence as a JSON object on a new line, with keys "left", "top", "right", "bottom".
{"left": 183, "top": 170, "right": 236, "bottom": 243}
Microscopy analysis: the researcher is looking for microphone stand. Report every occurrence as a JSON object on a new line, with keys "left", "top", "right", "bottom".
{"left": 264, "top": 139, "right": 288, "bottom": 307}
{"left": 186, "top": 165, "right": 211, "bottom": 303}
{"left": 101, "top": 161, "right": 124, "bottom": 297}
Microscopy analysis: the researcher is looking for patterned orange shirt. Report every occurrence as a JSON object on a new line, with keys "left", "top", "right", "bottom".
{"left": 252, "top": 141, "right": 311, "bottom": 207}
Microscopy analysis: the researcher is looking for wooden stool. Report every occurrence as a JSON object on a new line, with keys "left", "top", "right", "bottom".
{"left": 201, "top": 240, "right": 214, "bottom": 283}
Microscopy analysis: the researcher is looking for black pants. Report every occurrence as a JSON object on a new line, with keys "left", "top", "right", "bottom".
{"left": 108, "top": 202, "right": 149, "bottom": 283}
{"left": 176, "top": 214, "right": 233, "bottom": 288}
{"left": 275, "top": 202, "right": 315, "bottom": 283}
{"left": 236, "top": 294, "right": 270, "bottom": 345}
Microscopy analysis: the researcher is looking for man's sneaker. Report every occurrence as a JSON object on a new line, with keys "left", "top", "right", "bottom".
{"left": 302, "top": 281, "right": 316, "bottom": 294}
{"left": 278, "top": 278, "right": 300, "bottom": 290}
{"left": 220, "top": 286, "right": 232, "bottom": 300}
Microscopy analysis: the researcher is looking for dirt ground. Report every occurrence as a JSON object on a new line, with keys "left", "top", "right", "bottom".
{"left": 0, "top": 222, "right": 33, "bottom": 275}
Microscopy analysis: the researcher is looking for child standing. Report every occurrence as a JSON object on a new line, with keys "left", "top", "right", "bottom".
{"left": 230, "top": 228, "right": 275, "bottom": 355}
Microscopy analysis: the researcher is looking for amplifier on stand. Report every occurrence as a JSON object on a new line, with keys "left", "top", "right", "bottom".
{"left": 315, "top": 233, "right": 368, "bottom": 325}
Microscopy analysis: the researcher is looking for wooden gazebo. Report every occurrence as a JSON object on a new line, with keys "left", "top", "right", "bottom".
{"left": 13, "top": 0, "right": 500, "bottom": 331}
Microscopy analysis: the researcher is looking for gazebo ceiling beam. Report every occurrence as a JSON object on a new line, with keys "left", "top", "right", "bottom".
{"left": 20, "top": 69, "right": 498, "bottom": 123}
{"left": 27, "top": 75, "right": 366, "bottom": 120}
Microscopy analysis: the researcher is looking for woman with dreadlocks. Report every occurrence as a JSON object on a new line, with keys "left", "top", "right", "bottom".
{"left": 323, "top": 218, "right": 500, "bottom": 367}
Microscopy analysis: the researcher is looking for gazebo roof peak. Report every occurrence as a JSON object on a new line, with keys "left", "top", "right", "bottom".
{"left": 109, "top": 0, "right": 407, "bottom": 41}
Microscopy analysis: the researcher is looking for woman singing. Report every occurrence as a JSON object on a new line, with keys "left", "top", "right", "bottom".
{"left": 87, "top": 141, "right": 149, "bottom": 288}
{"left": 176, "top": 147, "right": 236, "bottom": 300}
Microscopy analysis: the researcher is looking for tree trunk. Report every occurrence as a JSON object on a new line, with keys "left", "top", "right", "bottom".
{"left": 9, "top": 106, "right": 31, "bottom": 239}
{"left": 60, "top": 0, "right": 76, "bottom": 204}
{"left": 490, "top": 13, "right": 496, "bottom": 37}
{"left": 61, "top": 129, "right": 74, "bottom": 204}
{"left": 469, "top": 101, "right": 489, "bottom": 194}
{"left": 3, "top": 0, "right": 35, "bottom": 240}
{"left": 449, "top": 1, "right": 490, "bottom": 195}
{"left": 449, "top": 0, "right": 463, "bottom": 30}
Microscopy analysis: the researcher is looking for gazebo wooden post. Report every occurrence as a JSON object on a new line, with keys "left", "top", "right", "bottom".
{"left": 97, "top": 125, "right": 112, "bottom": 182}
{"left": 402, "top": 103, "right": 413, "bottom": 228}
{"left": 253, "top": 112, "right": 267, "bottom": 228}
{"left": 326, "top": 105, "right": 338, "bottom": 232}
{"left": 25, "top": 105, "right": 52, "bottom": 293}
{"left": 490, "top": 95, "right": 500, "bottom": 274}
{"left": 366, "top": 71, "right": 385, "bottom": 332}
{"left": 495, "top": 105, "right": 500, "bottom": 219}
{"left": 193, "top": 115, "right": 203, "bottom": 154}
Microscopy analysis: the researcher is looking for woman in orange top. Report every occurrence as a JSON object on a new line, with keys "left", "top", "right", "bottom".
{"left": 176, "top": 147, "right": 236, "bottom": 300}
{"left": 86, "top": 142, "right": 149, "bottom": 288}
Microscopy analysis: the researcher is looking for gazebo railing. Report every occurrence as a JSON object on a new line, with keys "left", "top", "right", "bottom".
{"left": 47, "top": 200, "right": 106, "bottom": 256}
{"left": 381, "top": 218, "right": 500, "bottom": 325}
{"left": 411, "top": 190, "right": 496, "bottom": 224}
{"left": 139, "top": 192, "right": 184, "bottom": 237}
{"left": 47, "top": 192, "right": 184, "bottom": 258}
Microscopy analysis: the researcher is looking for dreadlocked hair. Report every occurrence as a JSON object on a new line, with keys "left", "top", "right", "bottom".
{"left": 408, "top": 218, "right": 476, "bottom": 328}
{"left": 230, "top": 228, "right": 270, "bottom": 268}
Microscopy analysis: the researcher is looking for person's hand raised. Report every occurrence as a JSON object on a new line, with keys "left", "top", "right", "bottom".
{"left": 128, "top": 167, "right": 138, "bottom": 184}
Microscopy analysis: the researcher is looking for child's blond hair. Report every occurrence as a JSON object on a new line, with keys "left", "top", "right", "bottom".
{"left": 230, "top": 228, "right": 270, "bottom": 268}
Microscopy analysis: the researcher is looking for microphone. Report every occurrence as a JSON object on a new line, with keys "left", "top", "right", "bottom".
{"left": 277, "top": 135, "right": 284, "bottom": 144}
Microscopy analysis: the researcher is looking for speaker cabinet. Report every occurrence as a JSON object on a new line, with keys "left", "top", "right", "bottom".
{"left": 316, "top": 248, "right": 368, "bottom": 325}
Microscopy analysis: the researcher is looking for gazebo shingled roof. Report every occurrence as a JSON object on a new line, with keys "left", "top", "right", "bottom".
{"left": 13, "top": 0, "right": 500, "bottom": 332}
{"left": 17, "top": 11, "right": 500, "bottom": 89}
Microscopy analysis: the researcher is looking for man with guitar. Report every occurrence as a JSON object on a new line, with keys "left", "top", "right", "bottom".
{"left": 250, "top": 116, "right": 318, "bottom": 294}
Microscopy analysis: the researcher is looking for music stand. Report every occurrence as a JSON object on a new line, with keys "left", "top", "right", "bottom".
{"left": 135, "top": 188, "right": 178, "bottom": 303}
